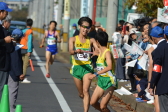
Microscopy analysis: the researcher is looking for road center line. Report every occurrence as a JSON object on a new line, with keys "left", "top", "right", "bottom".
{"left": 33, "top": 49, "right": 72, "bottom": 112}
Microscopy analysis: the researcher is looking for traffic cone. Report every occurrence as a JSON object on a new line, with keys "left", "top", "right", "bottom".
{"left": 0, "top": 85, "right": 10, "bottom": 112}
{"left": 15, "top": 105, "right": 22, "bottom": 112}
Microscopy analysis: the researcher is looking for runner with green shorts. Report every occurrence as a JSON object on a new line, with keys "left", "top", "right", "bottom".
{"left": 89, "top": 31, "right": 117, "bottom": 112}
{"left": 69, "top": 17, "right": 98, "bottom": 112}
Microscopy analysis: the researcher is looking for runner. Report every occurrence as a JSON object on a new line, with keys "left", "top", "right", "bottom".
{"left": 40, "top": 21, "right": 61, "bottom": 78}
{"left": 69, "top": 17, "right": 98, "bottom": 112}
{"left": 89, "top": 31, "right": 117, "bottom": 112}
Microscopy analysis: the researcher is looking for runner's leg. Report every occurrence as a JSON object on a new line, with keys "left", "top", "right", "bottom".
{"left": 83, "top": 73, "right": 92, "bottom": 112}
{"left": 73, "top": 77, "right": 84, "bottom": 98}
{"left": 90, "top": 85, "right": 104, "bottom": 111}
{"left": 46, "top": 51, "right": 51, "bottom": 74}
{"left": 100, "top": 86, "right": 115, "bottom": 112}
{"left": 50, "top": 54, "right": 56, "bottom": 65}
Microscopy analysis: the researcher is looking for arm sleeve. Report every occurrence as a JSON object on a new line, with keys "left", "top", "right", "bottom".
{"left": 138, "top": 83, "right": 146, "bottom": 97}
{"left": 5, "top": 41, "right": 15, "bottom": 53}
{"left": 150, "top": 49, "right": 162, "bottom": 89}
{"left": 0, "top": 39, "right": 5, "bottom": 46}
{"left": 27, "top": 34, "right": 33, "bottom": 53}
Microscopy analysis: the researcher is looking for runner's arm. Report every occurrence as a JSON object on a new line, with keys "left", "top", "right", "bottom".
{"left": 69, "top": 37, "right": 75, "bottom": 55}
{"left": 97, "top": 51, "right": 112, "bottom": 75}
{"left": 90, "top": 38, "right": 99, "bottom": 56}
{"left": 56, "top": 31, "right": 61, "bottom": 43}
{"left": 41, "top": 30, "right": 47, "bottom": 46}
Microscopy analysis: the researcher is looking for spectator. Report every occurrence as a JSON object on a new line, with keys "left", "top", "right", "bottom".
{"left": 133, "top": 69, "right": 148, "bottom": 100}
{"left": 8, "top": 29, "right": 25, "bottom": 112}
{"left": 0, "top": 2, "right": 14, "bottom": 99}
{"left": 20, "top": 18, "right": 33, "bottom": 83}
{"left": 95, "top": 22, "right": 106, "bottom": 32}
{"left": 72, "top": 23, "right": 79, "bottom": 37}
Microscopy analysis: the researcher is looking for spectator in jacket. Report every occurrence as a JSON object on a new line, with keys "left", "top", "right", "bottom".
{"left": 8, "top": 28, "right": 25, "bottom": 112}
{"left": 0, "top": 2, "right": 14, "bottom": 99}
{"left": 72, "top": 23, "right": 79, "bottom": 37}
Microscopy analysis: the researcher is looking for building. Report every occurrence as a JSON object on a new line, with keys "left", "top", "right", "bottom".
{"left": 4, "top": 0, "right": 29, "bottom": 10}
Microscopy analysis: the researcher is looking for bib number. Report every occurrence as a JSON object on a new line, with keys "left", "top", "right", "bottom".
{"left": 47, "top": 36, "right": 56, "bottom": 45}
{"left": 74, "top": 52, "right": 89, "bottom": 61}
{"left": 97, "top": 65, "right": 113, "bottom": 76}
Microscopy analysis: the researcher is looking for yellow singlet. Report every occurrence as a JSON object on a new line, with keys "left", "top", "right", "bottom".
{"left": 72, "top": 35, "right": 91, "bottom": 65}
{"left": 96, "top": 49, "right": 116, "bottom": 86}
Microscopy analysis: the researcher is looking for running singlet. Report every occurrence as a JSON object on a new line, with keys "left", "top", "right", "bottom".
{"left": 47, "top": 31, "right": 57, "bottom": 46}
{"left": 96, "top": 49, "right": 117, "bottom": 86}
{"left": 72, "top": 35, "right": 91, "bottom": 65}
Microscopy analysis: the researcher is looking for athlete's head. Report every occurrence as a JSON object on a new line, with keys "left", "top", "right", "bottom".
{"left": 49, "top": 21, "right": 57, "bottom": 31}
{"left": 26, "top": 18, "right": 33, "bottom": 27}
{"left": 95, "top": 31, "right": 108, "bottom": 47}
{"left": 78, "top": 17, "right": 92, "bottom": 36}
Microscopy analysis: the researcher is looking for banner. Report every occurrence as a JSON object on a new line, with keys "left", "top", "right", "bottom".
{"left": 80, "top": 0, "right": 88, "bottom": 17}
{"left": 138, "top": 54, "right": 149, "bottom": 70}
{"left": 64, "top": 0, "right": 70, "bottom": 19}
{"left": 157, "top": 7, "right": 168, "bottom": 23}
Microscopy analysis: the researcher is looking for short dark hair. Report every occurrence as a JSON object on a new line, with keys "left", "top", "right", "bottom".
{"left": 50, "top": 20, "right": 57, "bottom": 27}
{"left": 134, "top": 69, "right": 145, "bottom": 78}
{"left": 119, "top": 20, "right": 125, "bottom": 26}
{"left": 116, "top": 26, "right": 122, "bottom": 32}
{"left": 95, "top": 31, "right": 108, "bottom": 46}
{"left": 26, "top": 18, "right": 33, "bottom": 26}
{"left": 78, "top": 17, "right": 92, "bottom": 27}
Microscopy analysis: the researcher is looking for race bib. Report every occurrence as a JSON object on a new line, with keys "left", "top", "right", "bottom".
{"left": 74, "top": 52, "right": 89, "bottom": 61}
{"left": 97, "top": 65, "right": 106, "bottom": 75}
{"left": 97, "top": 64, "right": 113, "bottom": 76}
{"left": 47, "top": 36, "right": 56, "bottom": 45}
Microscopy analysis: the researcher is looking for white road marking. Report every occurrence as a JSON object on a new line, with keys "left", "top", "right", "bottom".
{"left": 33, "top": 50, "right": 72, "bottom": 112}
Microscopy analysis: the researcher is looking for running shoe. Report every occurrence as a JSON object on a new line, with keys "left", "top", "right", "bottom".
{"left": 46, "top": 73, "right": 50, "bottom": 78}
{"left": 21, "top": 78, "right": 31, "bottom": 83}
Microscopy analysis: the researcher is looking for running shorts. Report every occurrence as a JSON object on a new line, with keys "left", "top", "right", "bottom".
{"left": 71, "top": 64, "right": 93, "bottom": 80}
{"left": 46, "top": 45, "right": 57, "bottom": 55}
{"left": 97, "top": 76, "right": 113, "bottom": 90}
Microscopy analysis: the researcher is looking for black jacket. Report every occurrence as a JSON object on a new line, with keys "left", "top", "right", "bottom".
{"left": 138, "top": 78, "right": 148, "bottom": 97}
{"left": 150, "top": 40, "right": 168, "bottom": 95}
{"left": 0, "top": 26, "right": 14, "bottom": 71}
{"left": 9, "top": 48, "right": 23, "bottom": 81}
{"left": 73, "top": 29, "right": 79, "bottom": 37}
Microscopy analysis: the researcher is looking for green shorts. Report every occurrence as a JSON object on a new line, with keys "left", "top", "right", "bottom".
{"left": 97, "top": 76, "right": 113, "bottom": 90}
{"left": 71, "top": 64, "right": 93, "bottom": 80}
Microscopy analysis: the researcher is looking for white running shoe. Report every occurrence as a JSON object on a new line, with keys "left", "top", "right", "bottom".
{"left": 21, "top": 78, "right": 31, "bottom": 83}
{"left": 147, "top": 99, "right": 154, "bottom": 104}
{"left": 125, "top": 83, "right": 131, "bottom": 87}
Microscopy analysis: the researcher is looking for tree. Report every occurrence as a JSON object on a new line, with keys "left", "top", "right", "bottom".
{"left": 125, "top": 0, "right": 164, "bottom": 17}
{"left": 10, "top": 7, "right": 28, "bottom": 21}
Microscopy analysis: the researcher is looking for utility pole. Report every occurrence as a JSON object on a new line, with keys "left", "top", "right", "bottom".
{"left": 19, "top": 0, "right": 22, "bottom": 10}
{"left": 45, "top": 1, "right": 50, "bottom": 26}
{"left": 49, "top": 0, "right": 54, "bottom": 21}
{"left": 88, "top": 0, "right": 93, "bottom": 19}
{"left": 106, "top": 0, "right": 118, "bottom": 41}
{"left": 92, "top": 0, "right": 97, "bottom": 25}
{"left": 63, "top": 0, "right": 70, "bottom": 52}
{"left": 57, "top": 0, "right": 63, "bottom": 29}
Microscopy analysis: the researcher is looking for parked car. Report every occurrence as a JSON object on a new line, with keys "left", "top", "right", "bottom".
{"left": 9, "top": 20, "right": 26, "bottom": 34}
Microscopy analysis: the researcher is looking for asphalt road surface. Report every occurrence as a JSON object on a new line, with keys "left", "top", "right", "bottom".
{"left": 16, "top": 40, "right": 115, "bottom": 112}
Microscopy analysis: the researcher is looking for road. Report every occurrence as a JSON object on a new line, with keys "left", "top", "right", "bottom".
{"left": 16, "top": 39, "right": 115, "bottom": 112}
